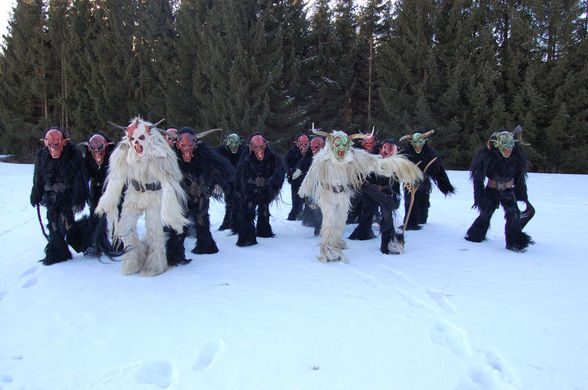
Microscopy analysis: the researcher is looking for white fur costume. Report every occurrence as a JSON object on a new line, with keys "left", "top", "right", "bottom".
{"left": 96, "top": 117, "right": 188, "bottom": 276}
{"left": 299, "top": 130, "right": 423, "bottom": 263}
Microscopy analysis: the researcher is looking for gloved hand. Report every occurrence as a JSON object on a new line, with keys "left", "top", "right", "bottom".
{"left": 30, "top": 189, "right": 40, "bottom": 207}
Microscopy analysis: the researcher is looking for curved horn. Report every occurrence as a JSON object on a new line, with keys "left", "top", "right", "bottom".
{"left": 152, "top": 127, "right": 178, "bottom": 139}
{"left": 107, "top": 121, "right": 127, "bottom": 131}
{"left": 196, "top": 128, "right": 222, "bottom": 139}
{"left": 422, "top": 129, "right": 435, "bottom": 139}
{"left": 350, "top": 127, "right": 374, "bottom": 141}
{"left": 399, "top": 134, "right": 412, "bottom": 142}
{"left": 311, "top": 122, "right": 329, "bottom": 138}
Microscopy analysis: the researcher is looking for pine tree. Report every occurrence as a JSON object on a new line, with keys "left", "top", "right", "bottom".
{"left": 0, "top": 0, "right": 49, "bottom": 161}
{"left": 305, "top": 0, "right": 340, "bottom": 130}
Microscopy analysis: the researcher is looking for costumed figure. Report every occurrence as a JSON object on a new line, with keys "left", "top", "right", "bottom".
{"left": 234, "top": 133, "right": 285, "bottom": 247}
{"left": 465, "top": 125, "right": 534, "bottom": 251}
{"left": 284, "top": 134, "right": 311, "bottom": 221}
{"left": 292, "top": 135, "right": 325, "bottom": 235}
{"left": 30, "top": 127, "right": 89, "bottom": 265}
{"left": 79, "top": 133, "right": 123, "bottom": 257}
{"left": 298, "top": 127, "right": 423, "bottom": 263}
{"left": 96, "top": 117, "right": 188, "bottom": 276}
{"left": 349, "top": 138, "right": 405, "bottom": 254}
{"left": 215, "top": 132, "right": 244, "bottom": 232}
{"left": 165, "top": 127, "right": 235, "bottom": 265}
{"left": 348, "top": 130, "right": 378, "bottom": 223}
{"left": 400, "top": 129, "right": 455, "bottom": 230}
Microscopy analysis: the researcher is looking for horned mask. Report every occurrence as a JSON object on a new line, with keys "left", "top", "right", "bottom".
{"left": 488, "top": 125, "right": 522, "bottom": 159}
{"left": 311, "top": 124, "right": 373, "bottom": 162}
{"left": 177, "top": 128, "right": 222, "bottom": 163}
{"left": 400, "top": 130, "right": 434, "bottom": 154}
{"left": 42, "top": 128, "right": 67, "bottom": 159}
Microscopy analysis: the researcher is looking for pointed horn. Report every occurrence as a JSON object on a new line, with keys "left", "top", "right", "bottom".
{"left": 152, "top": 127, "right": 178, "bottom": 139}
{"left": 196, "top": 128, "right": 222, "bottom": 139}
{"left": 311, "top": 122, "right": 329, "bottom": 138}
{"left": 399, "top": 134, "right": 412, "bottom": 142}
{"left": 422, "top": 129, "right": 435, "bottom": 139}
{"left": 107, "top": 121, "right": 127, "bottom": 131}
{"left": 349, "top": 127, "right": 373, "bottom": 141}
{"left": 153, "top": 118, "right": 166, "bottom": 127}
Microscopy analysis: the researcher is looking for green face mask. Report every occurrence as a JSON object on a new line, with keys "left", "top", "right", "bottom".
{"left": 225, "top": 133, "right": 242, "bottom": 154}
{"left": 491, "top": 131, "right": 515, "bottom": 158}
{"left": 332, "top": 133, "right": 350, "bottom": 162}
{"left": 410, "top": 133, "right": 426, "bottom": 154}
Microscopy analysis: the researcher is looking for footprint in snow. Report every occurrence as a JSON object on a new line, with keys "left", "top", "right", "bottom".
{"left": 193, "top": 339, "right": 225, "bottom": 371}
{"left": 21, "top": 277, "right": 38, "bottom": 288}
{"left": 0, "top": 291, "right": 6, "bottom": 301}
{"left": 19, "top": 267, "right": 38, "bottom": 278}
{"left": 429, "top": 320, "right": 470, "bottom": 358}
{"left": 134, "top": 360, "right": 173, "bottom": 389}
{"left": 426, "top": 288, "right": 457, "bottom": 314}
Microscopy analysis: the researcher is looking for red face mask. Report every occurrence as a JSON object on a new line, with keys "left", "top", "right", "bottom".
{"left": 43, "top": 129, "right": 67, "bottom": 159}
{"left": 249, "top": 135, "right": 267, "bottom": 161}
{"left": 295, "top": 135, "right": 310, "bottom": 155}
{"left": 310, "top": 137, "right": 325, "bottom": 155}
{"left": 88, "top": 134, "right": 107, "bottom": 165}
{"left": 361, "top": 135, "right": 376, "bottom": 152}
{"left": 177, "top": 133, "right": 197, "bottom": 162}
{"left": 379, "top": 142, "right": 397, "bottom": 158}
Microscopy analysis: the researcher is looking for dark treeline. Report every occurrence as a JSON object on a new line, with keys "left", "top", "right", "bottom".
{"left": 0, "top": 0, "right": 586, "bottom": 173}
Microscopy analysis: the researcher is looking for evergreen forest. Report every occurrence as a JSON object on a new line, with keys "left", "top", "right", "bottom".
{"left": 0, "top": 0, "right": 586, "bottom": 173}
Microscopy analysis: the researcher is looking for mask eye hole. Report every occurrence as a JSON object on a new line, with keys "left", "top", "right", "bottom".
{"left": 139, "top": 135, "right": 145, "bottom": 141}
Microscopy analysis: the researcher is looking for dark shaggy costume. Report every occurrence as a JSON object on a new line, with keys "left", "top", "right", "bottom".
{"left": 30, "top": 142, "right": 88, "bottom": 264}
{"left": 215, "top": 143, "right": 244, "bottom": 232}
{"left": 80, "top": 135, "right": 122, "bottom": 257}
{"left": 293, "top": 148, "right": 322, "bottom": 236}
{"left": 349, "top": 140, "right": 404, "bottom": 254}
{"left": 465, "top": 138, "right": 533, "bottom": 251}
{"left": 284, "top": 142, "right": 312, "bottom": 221}
{"left": 235, "top": 134, "right": 285, "bottom": 246}
{"left": 166, "top": 129, "right": 235, "bottom": 265}
{"left": 401, "top": 135, "right": 454, "bottom": 230}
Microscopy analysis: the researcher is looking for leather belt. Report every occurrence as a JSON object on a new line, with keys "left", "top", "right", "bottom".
{"left": 486, "top": 179, "right": 514, "bottom": 191}
{"left": 131, "top": 179, "right": 162, "bottom": 192}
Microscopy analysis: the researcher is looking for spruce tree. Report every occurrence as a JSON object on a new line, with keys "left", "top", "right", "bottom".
{"left": 0, "top": 0, "right": 49, "bottom": 160}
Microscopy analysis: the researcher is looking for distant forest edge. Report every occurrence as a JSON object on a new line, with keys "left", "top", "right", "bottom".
{"left": 0, "top": 0, "right": 586, "bottom": 173}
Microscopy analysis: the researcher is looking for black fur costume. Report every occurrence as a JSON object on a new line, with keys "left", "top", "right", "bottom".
{"left": 292, "top": 140, "right": 323, "bottom": 236}
{"left": 79, "top": 134, "right": 122, "bottom": 257}
{"left": 349, "top": 139, "right": 404, "bottom": 254}
{"left": 284, "top": 135, "right": 311, "bottom": 221}
{"left": 166, "top": 128, "right": 235, "bottom": 265}
{"left": 400, "top": 130, "right": 455, "bottom": 230}
{"left": 30, "top": 134, "right": 88, "bottom": 264}
{"left": 465, "top": 128, "right": 533, "bottom": 251}
{"left": 215, "top": 141, "right": 244, "bottom": 233}
{"left": 235, "top": 133, "right": 285, "bottom": 247}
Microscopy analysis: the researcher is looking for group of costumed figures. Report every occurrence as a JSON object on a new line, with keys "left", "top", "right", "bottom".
{"left": 30, "top": 117, "right": 535, "bottom": 275}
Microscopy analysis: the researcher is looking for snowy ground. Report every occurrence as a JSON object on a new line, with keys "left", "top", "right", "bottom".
{"left": 0, "top": 161, "right": 586, "bottom": 390}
